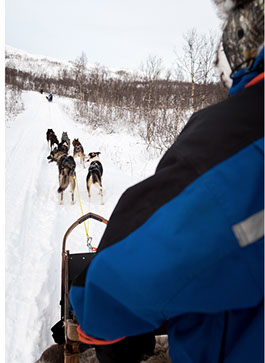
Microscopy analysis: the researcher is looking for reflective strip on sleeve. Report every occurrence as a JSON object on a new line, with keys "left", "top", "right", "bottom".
{"left": 232, "top": 210, "right": 264, "bottom": 247}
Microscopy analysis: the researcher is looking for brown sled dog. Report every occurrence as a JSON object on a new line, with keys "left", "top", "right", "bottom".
{"left": 47, "top": 148, "right": 76, "bottom": 205}
{"left": 72, "top": 138, "right": 85, "bottom": 167}
{"left": 86, "top": 152, "right": 104, "bottom": 205}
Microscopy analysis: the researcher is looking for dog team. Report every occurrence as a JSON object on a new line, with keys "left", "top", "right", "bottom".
{"left": 46, "top": 129, "right": 104, "bottom": 205}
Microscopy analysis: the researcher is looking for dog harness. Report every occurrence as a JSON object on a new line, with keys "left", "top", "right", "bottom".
{"left": 88, "top": 161, "right": 103, "bottom": 177}
{"left": 60, "top": 155, "right": 76, "bottom": 173}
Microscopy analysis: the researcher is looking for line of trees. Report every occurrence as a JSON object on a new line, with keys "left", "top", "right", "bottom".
{"left": 5, "top": 29, "right": 228, "bottom": 151}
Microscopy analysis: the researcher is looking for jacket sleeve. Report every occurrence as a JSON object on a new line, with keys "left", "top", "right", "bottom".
{"left": 69, "top": 135, "right": 264, "bottom": 341}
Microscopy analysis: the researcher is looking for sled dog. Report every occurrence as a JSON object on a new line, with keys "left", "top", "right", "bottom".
{"left": 86, "top": 152, "right": 104, "bottom": 205}
{"left": 61, "top": 131, "right": 71, "bottom": 149}
{"left": 72, "top": 138, "right": 85, "bottom": 167}
{"left": 46, "top": 129, "right": 59, "bottom": 150}
{"left": 57, "top": 141, "right": 69, "bottom": 154}
{"left": 47, "top": 148, "right": 76, "bottom": 205}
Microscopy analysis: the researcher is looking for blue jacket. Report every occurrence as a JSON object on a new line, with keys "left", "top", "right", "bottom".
{"left": 70, "top": 77, "right": 264, "bottom": 362}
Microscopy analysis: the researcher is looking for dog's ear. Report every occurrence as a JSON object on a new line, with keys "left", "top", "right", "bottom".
{"left": 96, "top": 152, "right": 101, "bottom": 155}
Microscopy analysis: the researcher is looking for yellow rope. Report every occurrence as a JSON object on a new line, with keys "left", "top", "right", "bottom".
{"left": 76, "top": 166, "right": 87, "bottom": 174}
{"left": 87, "top": 194, "right": 91, "bottom": 237}
{"left": 74, "top": 174, "right": 89, "bottom": 239}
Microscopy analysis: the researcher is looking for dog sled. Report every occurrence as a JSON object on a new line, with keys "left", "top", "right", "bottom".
{"left": 51, "top": 212, "right": 108, "bottom": 363}
{"left": 51, "top": 212, "right": 168, "bottom": 363}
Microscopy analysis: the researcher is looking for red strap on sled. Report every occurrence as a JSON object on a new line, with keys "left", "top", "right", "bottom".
{"left": 77, "top": 325, "right": 125, "bottom": 345}
{"left": 245, "top": 72, "right": 264, "bottom": 88}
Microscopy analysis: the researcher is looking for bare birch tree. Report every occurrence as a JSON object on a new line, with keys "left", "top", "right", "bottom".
{"left": 73, "top": 51, "right": 88, "bottom": 101}
{"left": 175, "top": 29, "right": 218, "bottom": 111}
{"left": 140, "top": 55, "right": 163, "bottom": 148}
{"left": 175, "top": 29, "right": 202, "bottom": 111}
{"left": 197, "top": 32, "right": 219, "bottom": 107}
{"left": 73, "top": 52, "right": 88, "bottom": 119}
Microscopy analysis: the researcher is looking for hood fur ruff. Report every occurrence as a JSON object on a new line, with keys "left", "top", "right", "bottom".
{"left": 35, "top": 336, "right": 172, "bottom": 363}
{"left": 212, "top": 0, "right": 254, "bottom": 18}
{"left": 214, "top": 0, "right": 264, "bottom": 85}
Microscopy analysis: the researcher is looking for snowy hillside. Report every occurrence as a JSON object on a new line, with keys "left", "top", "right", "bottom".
{"left": 5, "top": 45, "right": 74, "bottom": 78}
{"left": 5, "top": 45, "right": 132, "bottom": 79}
{"left": 5, "top": 91, "right": 161, "bottom": 362}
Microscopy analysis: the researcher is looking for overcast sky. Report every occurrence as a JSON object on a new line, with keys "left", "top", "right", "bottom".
{"left": 5, "top": 0, "right": 222, "bottom": 71}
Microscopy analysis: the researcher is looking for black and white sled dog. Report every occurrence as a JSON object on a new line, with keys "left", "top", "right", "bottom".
{"left": 47, "top": 148, "right": 76, "bottom": 205}
{"left": 46, "top": 129, "right": 59, "bottom": 150}
{"left": 86, "top": 152, "right": 104, "bottom": 205}
{"left": 61, "top": 131, "right": 71, "bottom": 150}
{"left": 72, "top": 138, "right": 85, "bottom": 167}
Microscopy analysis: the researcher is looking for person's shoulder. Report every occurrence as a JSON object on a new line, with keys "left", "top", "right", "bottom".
{"left": 194, "top": 81, "right": 263, "bottom": 123}
{"left": 181, "top": 81, "right": 263, "bottom": 140}
{"left": 160, "top": 81, "right": 264, "bottom": 172}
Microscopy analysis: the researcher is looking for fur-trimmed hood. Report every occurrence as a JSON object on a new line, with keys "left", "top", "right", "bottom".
{"left": 212, "top": 0, "right": 254, "bottom": 18}
{"left": 213, "top": 0, "right": 264, "bottom": 87}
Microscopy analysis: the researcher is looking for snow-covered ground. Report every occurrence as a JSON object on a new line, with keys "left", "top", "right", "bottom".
{"left": 5, "top": 91, "right": 162, "bottom": 362}
{"left": 5, "top": 45, "right": 133, "bottom": 80}
{"left": 5, "top": 45, "right": 74, "bottom": 78}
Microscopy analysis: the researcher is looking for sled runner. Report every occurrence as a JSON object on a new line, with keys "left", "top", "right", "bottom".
{"left": 52, "top": 212, "right": 108, "bottom": 363}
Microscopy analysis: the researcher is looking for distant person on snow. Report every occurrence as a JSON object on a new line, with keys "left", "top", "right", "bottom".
{"left": 46, "top": 93, "right": 53, "bottom": 102}
{"left": 69, "top": 0, "right": 264, "bottom": 362}
{"left": 40, "top": 89, "right": 43, "bottom": 94}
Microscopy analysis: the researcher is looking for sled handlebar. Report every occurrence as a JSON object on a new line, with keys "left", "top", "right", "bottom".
{"left": 62, "top": 212, "right": 108, "bottom": 254}
{"left": 61, "top": 212, "right": 108, "bottom": 322}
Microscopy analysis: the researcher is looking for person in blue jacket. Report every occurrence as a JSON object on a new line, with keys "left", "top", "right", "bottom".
{"left": 69, "top": 1, "right": 264, "bottom": 362}
{"left": 46, "top": 93, "right": 53, "bottom": 102}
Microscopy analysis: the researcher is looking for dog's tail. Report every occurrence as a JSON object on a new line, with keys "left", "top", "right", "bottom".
{"left": 92, "top": 172, "right": 102, "bottom": 187}
{"left": 58, "top": 172, "right": 70, "bottom": 193}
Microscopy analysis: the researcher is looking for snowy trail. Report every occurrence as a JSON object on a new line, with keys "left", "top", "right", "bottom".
{"left": 5, "top": 91, "right": 160, "bottom": 362}
{"left": 5, "top": 93, "right": 73, "bottom": 362}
